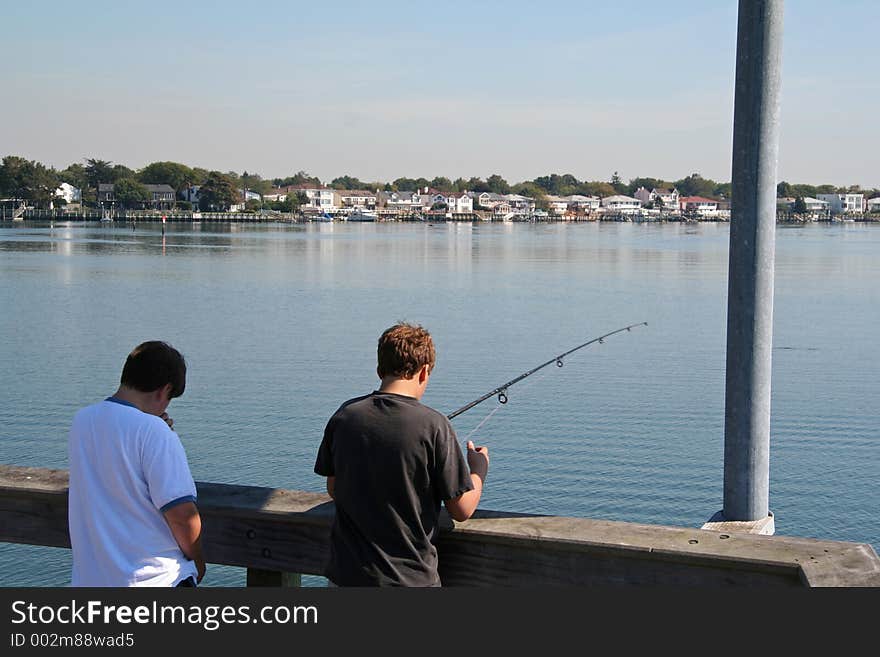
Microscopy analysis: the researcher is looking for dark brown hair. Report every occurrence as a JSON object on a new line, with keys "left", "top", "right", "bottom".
{"left": 377, "top": 323, "right": 435, "bottom": 379}
{"left": 120, "top": 341, "right": 187, "bottom": 398}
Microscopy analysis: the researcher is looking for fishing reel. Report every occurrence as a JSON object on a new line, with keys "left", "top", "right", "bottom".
{"left": 498, "top": 390, "right": 508, "bottom": 404}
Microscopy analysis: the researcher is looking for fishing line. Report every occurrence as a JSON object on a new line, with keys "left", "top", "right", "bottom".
{"left": 460, "top": 369, "right": 551, "bottom": 442}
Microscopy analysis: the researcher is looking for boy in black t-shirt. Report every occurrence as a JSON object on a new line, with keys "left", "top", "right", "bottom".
{"left": 314, "top": 322, "right": 489, "bottom": 586}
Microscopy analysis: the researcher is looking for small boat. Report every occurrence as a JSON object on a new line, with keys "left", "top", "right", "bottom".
{"left": 348, "top": 208, "right": 377, "bottom": 222}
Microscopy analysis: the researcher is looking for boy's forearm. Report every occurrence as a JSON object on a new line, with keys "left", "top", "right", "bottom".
{"left": 445, "top": 472, "right": 484, "bottom": 521}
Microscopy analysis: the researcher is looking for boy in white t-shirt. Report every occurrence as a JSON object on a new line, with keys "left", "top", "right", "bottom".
{"left": 68, "top": 341, "right": 206, "bottom": 587}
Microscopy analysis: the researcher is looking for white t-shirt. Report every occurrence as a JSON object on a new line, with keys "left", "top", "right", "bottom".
{"left": 68, "top": 398, "right": 199, "bottom": 586}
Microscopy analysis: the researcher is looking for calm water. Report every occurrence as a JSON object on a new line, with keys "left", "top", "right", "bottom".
{"left": 1, "top": 220, "right": 878, "bottom": 586}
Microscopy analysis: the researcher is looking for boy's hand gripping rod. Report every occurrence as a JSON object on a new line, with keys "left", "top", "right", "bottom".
{"left": 446, "top": 322, "right": 648, "bottom": 420}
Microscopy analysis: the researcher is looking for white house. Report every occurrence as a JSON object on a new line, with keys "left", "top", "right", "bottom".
{"left": 545, "top": 194, "right": 602, "bottom": 216}
{"left": 680, "top": 196, "right": 719, "bottom": 216}
{"left": 442, "top": 192, "right": 473, "bottom": 214}
{"left": 802, "top": 197, "right": 830, "bottom": 212}
{"left": 299, "top": 187, "right": 336, "bottom": 211}
{"left": 867, "top": 197, "right": 880, "bottom": 212}
{"left": 545, "top": 195, "right": 571, "bottom": 216}
{"left": 505, "top": 194, "right": 536, "bottom": 213}
{"left": 565, "top": 195, "right": 601, "bottom": 213}
{"left": 633, "top": 187, "right": 680, "bottom": 212}
{"left": 601, "top": 195, "right": 642, "bottom": 214}
{"left": 54, "top": 182, "right": 81, "bottom": 205}
{"left": 817, "top": 193, "right": 864, "bottom": 214}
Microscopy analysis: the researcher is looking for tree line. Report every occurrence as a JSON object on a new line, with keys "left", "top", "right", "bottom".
{"left": 1, "top": 154, "right": 876, "bottom": 212}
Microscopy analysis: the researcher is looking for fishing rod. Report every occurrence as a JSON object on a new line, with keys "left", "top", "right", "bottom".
{"left": 446, "top": 322, "right": 648, "bottom": 420}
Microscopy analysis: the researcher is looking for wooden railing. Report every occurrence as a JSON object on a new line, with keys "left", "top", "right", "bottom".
{"left": 2, "top": 464, "right": 878, "bottom": 587}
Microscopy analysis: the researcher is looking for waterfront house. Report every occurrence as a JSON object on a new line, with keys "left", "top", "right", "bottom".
{"left": 782, "top": 197, "right": 832, "bottom": 213}
{"left": 601, "top": 194, "right": 642, "bottom": 215}
{"left": 337, "top": 190, "right": 377, "bottom": 209}
{"left": 54, "top": 182, "right": 81, "bottom": 205}
{"left": 506, "top": 194, "right": 536, "bottom": 214}
{"left": 471, "top": 192, "right": 535, "bottom": 215}
{"left": 263, "top": 185, "right": 306, "bottom": 203}
{"left": 546, "top": 194, "right": 602, "bottom": 218}
{"left": 680, "top": 196, "right": 720, "bottom": 217}
{"left": 438, "top": 192, "right": 473, "bottom": 214}
{"left": 472, "top": 192, "right": 511, "bottom": 216}
{"left": 96, "top": 183, "right": 176, "bottom": 210}
{"left": 382, "top": 190, "right": 423, "bottom": 212}
{"left": 633, "top": 187, "right": 680, "bottom": 213}
{"left": 777, "top": 196, "right": 829, "bottom": 218}
{"left": 182, "top": 185, "right": 201, "bottom": 207}
{"left": 566, "top": 195, "right": 601, "bottom": 214}
{"left": 867, "top": 197, "right": 880, "bottom": 212}
{"left": 545, "top": 195, "right": 571, "bottom": 217}
{"left": 287, "top": 185, "right": 336, "bottom": 211}
{"left": 474, "top": 192, "right": 505, "bottom": 211}
{"left": 96, "top": 183, "right": 115, "bottom": 205}
{"left": 802, "top": 197, "right": 830, "bottom": 212}
{"left": 145, "top": 184, "right": 176, "bottom": 210}
{"left": 817, "top": 193, "right": 865, "bottom": 214}
{"left": 230, "top": 189, "right": 262, "bottom": 212}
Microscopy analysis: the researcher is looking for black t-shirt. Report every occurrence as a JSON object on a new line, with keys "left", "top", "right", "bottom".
{"left": 314, "top": 391, "right": 473, "bottom": 586}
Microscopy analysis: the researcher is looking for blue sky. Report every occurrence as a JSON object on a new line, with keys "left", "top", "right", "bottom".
{"left": 2, "top": 0, "right": 877, "bottom": 187}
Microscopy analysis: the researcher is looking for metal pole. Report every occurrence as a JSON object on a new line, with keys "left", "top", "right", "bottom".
{"left": 723, "top": 0, "right": 784, "bottom": 522}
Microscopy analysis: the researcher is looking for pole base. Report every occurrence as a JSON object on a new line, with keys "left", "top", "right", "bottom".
{"left": 702, "top": 510, "right": 775, "bottom": 535}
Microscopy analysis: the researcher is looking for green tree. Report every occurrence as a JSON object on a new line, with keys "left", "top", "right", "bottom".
{"left": 112, "top": 164, "right": 135, "bottom": 181}
{"left": 84, "top": 158, "right": 115, "bottom": 189}
{"left": 610, "top": 171, "right": 626, "bottom": 194}
{"left": 198, "top": 171, "right": 238, "bottom": 211}
{"left": 464, "top": 177, "right": 489, "bottom": 193}
{"left": 791, "top": 184, "right": 818, "bottom": 198}
{"left": 430, "top": 176, "right": 453, "bottom": 192}
{"left": 713, "top": 182, "right": 732, "bottom": 198}
{"left": 486, "top": 175, "right": 510, "bottom": 194}
{"left": 581, "top": 181, "right": 616, "bottom": 197}
{"left": 777, "top": 181, "right": 793, "bottom": 197}
{"left": 330, "top": 175, "right": 367, "bottom": 190}
{"left": 273, "top": 171, "right": 321, "bottom": 188}
{"left": 534, "top": 173, "right": 580, "bottom": 195}
{"left": 628, "top": 177, "right": 670, "bottom": 196}
{"left": 114, "top": 178, "right": 151, "bottom": 209}
{"left": 190, "top": 167, "right": 211, "bottom": 186}
{"left": 793, "top": 197, "right": 808, "bottom": 214}
{"left": 138, "top": 161, "right": 196, "bottom": 195}
{"left": 392, "top": 177, "right": 430, "bottom": 192}
{"left": 675, "top": 173, "right": 719, "bottom": 198}
{"left": 59, "top": 163, "right": 89, "bottom": 191}
{"left": 0, "top": 156, "right": 59, "bottom": 207}
{"left": 272, "top": 192, "right": 306, "bottom": 212}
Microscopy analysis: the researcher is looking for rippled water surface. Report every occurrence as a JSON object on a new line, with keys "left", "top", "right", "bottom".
{"left": 1, "top": 220, "right": 877, "bottom": 585}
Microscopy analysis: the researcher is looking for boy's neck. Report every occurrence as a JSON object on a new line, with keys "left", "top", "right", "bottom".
{"left": 378, "top": 376, "right": 425, "bottom": 400}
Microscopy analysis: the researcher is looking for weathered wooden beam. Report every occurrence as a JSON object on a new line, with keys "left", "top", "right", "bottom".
{"left": 1, "top": 464, "right": 878, "bottom": 586}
